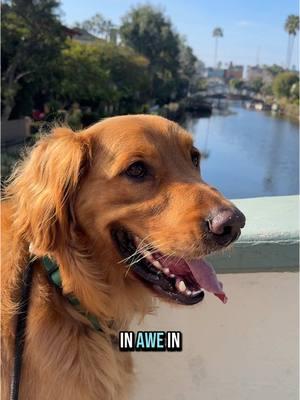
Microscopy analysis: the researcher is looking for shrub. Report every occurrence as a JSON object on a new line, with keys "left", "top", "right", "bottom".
{"left": 272, "top": 72, "right": 299, "bottom": 99}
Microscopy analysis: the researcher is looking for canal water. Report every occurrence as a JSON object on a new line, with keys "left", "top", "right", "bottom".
{"left": 185, "top": 106, "right": 299, "bottom": 199}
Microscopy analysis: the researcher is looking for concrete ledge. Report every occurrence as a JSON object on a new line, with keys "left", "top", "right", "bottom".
{"left": 132, "top": 272, "right": 299, "bottom": 400}
{"left": 207, "top": 195, "right": 299, "bottom": 273}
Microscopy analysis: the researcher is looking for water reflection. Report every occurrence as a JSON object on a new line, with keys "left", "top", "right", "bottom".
{"left": 185, "top": 106, "right": 299, "bottom": 199}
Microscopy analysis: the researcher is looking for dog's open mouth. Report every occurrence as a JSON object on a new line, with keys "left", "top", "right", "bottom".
{"left": 113, "top": 229, "right": 227, "bottom": 305}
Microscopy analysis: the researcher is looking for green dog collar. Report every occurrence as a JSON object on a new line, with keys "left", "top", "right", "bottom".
{"left": 42, "top": 256, "right": 101, "bottom": 332}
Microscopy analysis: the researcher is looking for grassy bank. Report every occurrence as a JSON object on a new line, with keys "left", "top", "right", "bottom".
{"left": 278, "top": 98, "right": 299, "bottom": 121}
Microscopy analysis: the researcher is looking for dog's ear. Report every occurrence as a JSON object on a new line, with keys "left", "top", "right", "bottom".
{"left": 9, "top": 127, "right": 92, "bottom": 253}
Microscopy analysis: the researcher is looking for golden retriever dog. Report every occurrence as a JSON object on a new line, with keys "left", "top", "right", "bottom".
{"left": 1, "top": 115, "right": 245, "bottom": 400}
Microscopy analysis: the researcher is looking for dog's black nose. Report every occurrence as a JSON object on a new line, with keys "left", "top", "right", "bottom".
{"left": 207, "top": 208, "right": 245, "bottom": 243}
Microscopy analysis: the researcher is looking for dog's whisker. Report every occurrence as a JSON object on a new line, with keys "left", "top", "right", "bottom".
{"left": 121, "top": 248, "right": 152, "bottom": 267}
{"left": 155, "top": 249, "right": 176, "bottom": 263}
{"left": 121, "top": 237, "right": 165, "bottom": 265}
{"left": 119, "top": 242, "right": 153, "bottom": 265}
{"left": 135, "top": 234, "right": 152, "bottom": 250}
{"left": 124, "top": 264, "right": 133, "bottom": 278}
{"left": 119, "top": 234, "right": 203, "bottom": 269}
{"left": 120, "top": 238, "right": 173, "bottom": 273}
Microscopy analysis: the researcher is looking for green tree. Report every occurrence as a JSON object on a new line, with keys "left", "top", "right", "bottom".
{"left": 290, "top": 81, "right": 299, "bottom": 103}
{"left": 177, "top": 37, "right": 198, "bottom": 96}
{"left": 1, "top": 0, "right": 66, "bottom": 120}
{"left": 229, "top": 79, "right": 245, "bottom": 91}
{"left": 272, "top": 72, "right": 299, "bottom": 99}
{"left": 59, "top": 41, "right": 150, "bottom": 115}
{"left": 76, "top": 13, "right": 117, "bottom": 42}
{"left": 120, "top": 5, "right": 181, "bottom": 105}
{"left": 178, "top": 38, "right": 197, "bottom": 80}
{"left": 284, "top": 15, "right": 299, "bottom": 69}
{"left": 250, "top": 77, "right": 264, "bottom": 93}
{"left": 261, "top": 84, "right": 273, "bottom": 96}
{"left": 265, "top": 64, "right": 285, "bottom": 77}
{"left": 60, "top": 41, "right": 111, "bottom": 106}
{"left": 96, "top": 43, "right": 150, "bottom": 113}
{"left": 212, "top": 27, "right": 223, "bottom": 67}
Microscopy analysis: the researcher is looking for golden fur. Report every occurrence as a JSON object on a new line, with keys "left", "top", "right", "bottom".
{"left": 1, "top": 115, "right": 234, "bottom": 399}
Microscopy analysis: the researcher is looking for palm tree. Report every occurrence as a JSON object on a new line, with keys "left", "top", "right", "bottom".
{"left": 284, "top": 15, "right": 299, "bottom": 69}
{"left": 212, "top": 27, "right": 223, "bottom": 68}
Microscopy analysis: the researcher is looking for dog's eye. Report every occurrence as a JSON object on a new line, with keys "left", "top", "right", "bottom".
{"left": 126, "top": 161, "right": 148, "bottom": 180}
{"left": 191, "top": 150, "right": 200, "bottom": 167}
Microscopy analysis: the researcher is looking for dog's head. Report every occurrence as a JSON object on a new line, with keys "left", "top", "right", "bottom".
{"left": 9, "top": 115, "right": 245, "bottom": 314}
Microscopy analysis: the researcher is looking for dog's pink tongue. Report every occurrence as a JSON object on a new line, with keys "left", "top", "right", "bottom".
{"left": 187, "top": 259, "right": 228, "bottom": 304}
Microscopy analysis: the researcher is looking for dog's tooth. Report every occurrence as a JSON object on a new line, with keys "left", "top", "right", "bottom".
{"left": 152, "top": 260, "right": 162, "bottom": 269}
{"left": 143, "top": 250, "right": 155, "bottom": 263}
{"left": 177, "top": 280, "right": 186, "bottom": 293}
{"left": 163, "top": 268, "right": 170, "bottom": 275}
{"left": 192, "top": 289, "right": 203, "bottom": 296}
{"left": 186, "top": 290, "right": 192, "bottom": 296}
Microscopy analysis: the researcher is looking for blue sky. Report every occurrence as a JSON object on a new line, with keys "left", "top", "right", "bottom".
{"left": 60, "top": 0, "right": 299, "bottom": 69}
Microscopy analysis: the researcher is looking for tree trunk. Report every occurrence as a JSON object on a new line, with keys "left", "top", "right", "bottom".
{"left": 2, "top": 62, "right": 31, "bottom": 121}
{"left": 214, "top": 38, "right": 218, "bottom": 68}
{"left": 2, "top": 59, "right": 18, "bottom": 121}
{"left": 288, "top": 35, "right": 295, "bottom": 69}
{"left": 2, "top": 101, "right": 15, "bottom": 121}
{"left": 286, "top": 34, "right": 292, "bottom": 69}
